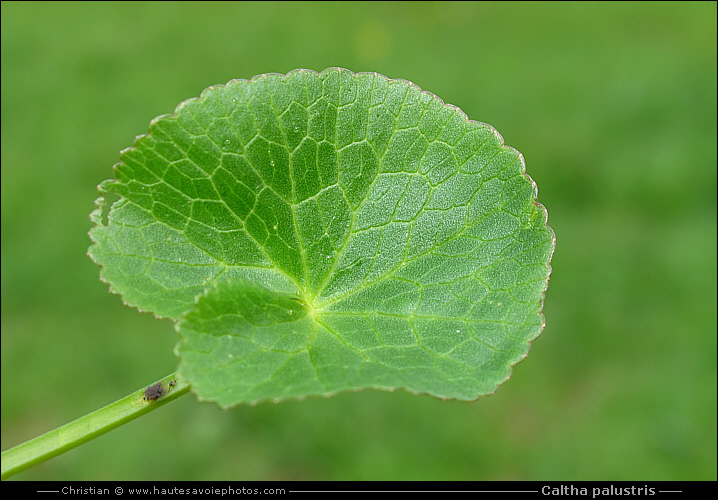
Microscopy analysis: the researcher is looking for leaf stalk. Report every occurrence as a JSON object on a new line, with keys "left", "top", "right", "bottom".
{"left": 1, "top": 372, "right": 189, "bottom": 479}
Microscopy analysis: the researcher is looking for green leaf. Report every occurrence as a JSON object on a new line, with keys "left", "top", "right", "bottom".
{"left": 89, "top": 68, "right": 554, "bottom": 407}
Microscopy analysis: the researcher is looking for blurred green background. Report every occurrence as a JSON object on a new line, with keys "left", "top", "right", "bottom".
{"left": 2, "top": 1, "right": 715, "bottom": 481}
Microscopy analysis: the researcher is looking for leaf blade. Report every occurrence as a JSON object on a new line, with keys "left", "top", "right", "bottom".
{"left": 90, "top": 68, "right": 555, "bottom": 405}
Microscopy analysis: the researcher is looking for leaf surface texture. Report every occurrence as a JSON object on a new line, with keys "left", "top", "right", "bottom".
{"left": 89, "top": 68, "right": 554, "bottom": 406}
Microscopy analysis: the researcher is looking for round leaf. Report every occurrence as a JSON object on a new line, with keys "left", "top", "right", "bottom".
{"left": 89, "top": 68, "right": 555, "bottom": 406}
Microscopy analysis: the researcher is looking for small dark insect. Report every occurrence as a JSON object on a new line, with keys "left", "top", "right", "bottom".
{"left": 143, "top": 383, "right": 165, "bottom": 401}
{"left": 168, "top": 379, "right": 176, "bottom": 389}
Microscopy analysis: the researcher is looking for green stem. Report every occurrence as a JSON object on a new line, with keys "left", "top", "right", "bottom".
{"left": 1, "top": 372, "right": 190, "bottom": 479}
